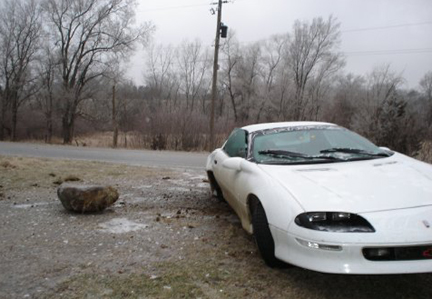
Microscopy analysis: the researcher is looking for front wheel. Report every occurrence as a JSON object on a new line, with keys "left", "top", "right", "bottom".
{"left": 252, "top": 200, "right": 287, "bottom": 268}
{"left": 207, "top": 171, "right": 224, "bottom": 202}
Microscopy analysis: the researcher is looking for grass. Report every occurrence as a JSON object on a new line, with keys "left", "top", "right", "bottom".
{"left": 416, "top": 141, "right": 432, "bottom": 163}
{"left": 0, "top": 155, "right": 174, "bottom": 192}
{"left": 43, "top": 263, "right": 206, "bottom": 299}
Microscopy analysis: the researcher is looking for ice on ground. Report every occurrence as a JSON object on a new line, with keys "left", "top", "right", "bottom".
{"left": 134, "top": 185, "right": 153, "bottom": 189}
{"left": 168, "top": 187, "right": 190, "bottom": 192}
{"left": 98, "top": 218, "right": 148, "bottom": 234}
{"left": 13, "top": 202, "right": 52, "bottom": 209}
{"left": 196, "top": 182, "right": 209, "bottom": 188}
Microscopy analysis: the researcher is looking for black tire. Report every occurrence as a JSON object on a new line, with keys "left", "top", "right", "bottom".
{"left": 252, "top": 200, "right": 287, "bottom": 268}
{"left": 207, "top": 171, "right": 224, "bottom": 201}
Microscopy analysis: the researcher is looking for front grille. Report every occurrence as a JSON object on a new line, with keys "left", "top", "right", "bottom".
{"left": 363, "top": 245, "right": 432, "bottom": 261}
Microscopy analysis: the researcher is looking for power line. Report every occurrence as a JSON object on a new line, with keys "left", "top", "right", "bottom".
{"left": 344, "top": 47, "right": 432, "bottom": 56}
{"left": 191, "top": 47, "right": 432, "bottom": 63}
{"left": 138, "top": 0, "right": 240, "bottom": 13}
{"left": 138, "top": 3, "right": 209, "bottom": 12}
{"left": 236, "top": 20, "right": 432, "bottom": 45}
{"left": 342, "top": 21, "right": 432, "bottom": 33}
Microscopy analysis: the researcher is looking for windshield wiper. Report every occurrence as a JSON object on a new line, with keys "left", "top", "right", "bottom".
{"left": 258, "top": 150, "right": 343, "bottom": 161}
{"left": 320, "top": 147, "right": 390, "bottom": 157}
{"left": 259, "top": 149, "right": 310, "bottom": 159}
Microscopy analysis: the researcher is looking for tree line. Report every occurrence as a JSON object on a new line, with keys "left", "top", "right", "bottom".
{"left": 1, "top": 0, "right": 431, "bottom": 155}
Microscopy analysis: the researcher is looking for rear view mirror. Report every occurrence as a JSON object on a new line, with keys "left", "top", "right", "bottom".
{"left": 222, "top": 157, "right": 242, "bottom": 171}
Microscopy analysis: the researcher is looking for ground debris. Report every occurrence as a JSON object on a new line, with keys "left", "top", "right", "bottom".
{"left": 64, "top": 175, "right": 81, "bottom": 182}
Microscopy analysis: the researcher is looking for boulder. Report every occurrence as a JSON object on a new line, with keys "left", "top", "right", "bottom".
{"left": 57, "top": 184, "right": 119, "bottom": 213}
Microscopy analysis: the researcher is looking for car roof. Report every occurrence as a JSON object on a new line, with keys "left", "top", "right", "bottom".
{"left": 241, "top": 121, "right": 337, "bottom": 133}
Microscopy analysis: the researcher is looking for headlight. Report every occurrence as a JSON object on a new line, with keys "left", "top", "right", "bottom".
{"left": 295, "top": 212, "right": 375, "bottom": 233}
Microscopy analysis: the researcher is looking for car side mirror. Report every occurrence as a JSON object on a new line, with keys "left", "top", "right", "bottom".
{"left": 222, "top": 157, "right": 243, "bottom": 171}
{"left": 379, "top": 146, "right": 391, "bottom": 151}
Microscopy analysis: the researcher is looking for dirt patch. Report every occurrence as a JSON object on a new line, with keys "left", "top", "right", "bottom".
{"left": 1, "top": 155, "right": 432, "bottom": 298}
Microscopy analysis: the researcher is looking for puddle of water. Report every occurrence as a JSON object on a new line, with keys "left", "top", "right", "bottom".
{"left": 13, "top": 202, "right": 52, "bottom": 209}
{"left": 167, "top": 187, "right": 190, "bottom": 192}
{"left": 98, "top": 218, "right": 148, "bottom": 234}
{"left": 196, "top": 183, "right": 209, "bottom": 188}
{"left": 134, "top": 185, "right": 153, "bottom": 189}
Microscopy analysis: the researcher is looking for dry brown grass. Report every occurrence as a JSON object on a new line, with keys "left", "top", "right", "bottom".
{"left": 0, "top": 155, "right": 173, "bottom": 191}
{"left": 22, "top": 131, "right": 225, "bottom": 152}
{"left": 415, "top": 141, "right": 432, "bottom": 163}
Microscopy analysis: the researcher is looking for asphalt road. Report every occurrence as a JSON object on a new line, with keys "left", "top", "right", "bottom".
{"left": 0, "top": 141, "right": 208, "bottom": 170}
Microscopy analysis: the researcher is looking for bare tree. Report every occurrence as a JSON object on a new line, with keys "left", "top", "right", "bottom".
{"left": 36, "top": 46, "right": 58, "bottom": 143}
{"left": 350, "top": 65, "right": 405, "bottom": 139}
{"left": 176, "top": 39, "right": 211, "bottom": 112}
{"left": 256, "top": 34, "right": 288, "bottom": 122}
{"left": 286, "top": 16, "right": 343, "bottom": 120}
{"left": 324, "top": 73, "right": 366, "bottom": 128}
{"left": 220, "top": 32, "right": 242, "bottom": 122}
{"left": 419, "top": 71, "right": 432, "bottom": 127}
{"left": 420, "top": 71, "right": 432, "bottom": 103}
{"left": 236, "top": 42, "right": 262, "bottom": 121}
{"left": 0, "top": 0, "right": 41, "bottom": 141}
{"left": 144, "top": 44, "right": 179, "bottom": 112}
{"left": 42, "top": 0, "right": 153, "bottom": 144}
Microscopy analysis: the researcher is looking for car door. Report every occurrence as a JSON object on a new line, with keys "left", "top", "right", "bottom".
{"left": 213, "top": 128, "right": 248, "bottom": 212}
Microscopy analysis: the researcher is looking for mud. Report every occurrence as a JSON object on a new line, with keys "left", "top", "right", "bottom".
{"left": 1, "top": 156, "right": 432, "bottom": 299}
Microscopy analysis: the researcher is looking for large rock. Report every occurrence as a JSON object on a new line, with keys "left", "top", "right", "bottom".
{"left": 57, "top": 184, "right": 119, "bottom": 213}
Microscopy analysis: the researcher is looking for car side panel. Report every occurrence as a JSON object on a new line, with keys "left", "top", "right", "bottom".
{"left": 212, "top": 155, "right": 304, "bottom": 235}
{"left": 212, "top": 150, "right": 249, "bottom": 224}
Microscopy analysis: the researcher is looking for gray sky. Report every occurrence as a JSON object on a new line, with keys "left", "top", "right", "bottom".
{"left": 126, "top": 0, "right": 432, "bottom": 89}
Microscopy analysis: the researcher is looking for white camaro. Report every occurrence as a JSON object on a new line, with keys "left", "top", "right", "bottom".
{"left": 206, "top": 121, "right": 432, "bottom": 274}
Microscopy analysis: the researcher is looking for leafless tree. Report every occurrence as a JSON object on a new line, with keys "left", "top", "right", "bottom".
{"left": 286, "top": 16, "right": 344, "bottom": 120}
{"left": 419, "top": 71, "right": 432, "bottom": 127}
{"left": 144, "top": 43, "right": 179, "bottom": 112}
{"left": 350, "top": 65, "right": 405, "bottom": 140}
{"left": 256, "top": 34, "right": 288, "bottom": 122}
{"left": 36, "top": 46, "right": 58, "bottom": 143}
{"left": 324, "top": 73, "right": 366, "bottom": 128}
{"left": 236, "top": 42, "right": 262, "bottom": 121}
{"left": 176, "top": 39, "right": 211, "bottom": 112}
{"left": 42, "top": 0, "right": 153, "bottom": 144}
{"left": 220, "top": 32, "right": 242, "bottom": 122}
{"left": 0, "top": 0, "right": 41, "bottom": 141}
{"left": 420, "top": 71, "right": 432, "bottom": 103}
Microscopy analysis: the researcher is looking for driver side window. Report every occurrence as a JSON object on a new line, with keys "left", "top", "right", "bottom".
{"left": 223, "top": 129, "right": 247, "bottom": 158}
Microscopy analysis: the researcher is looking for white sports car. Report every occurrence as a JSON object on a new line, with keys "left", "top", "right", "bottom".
{"left": 206, "top": 121, "right": 432, "bottom": 274}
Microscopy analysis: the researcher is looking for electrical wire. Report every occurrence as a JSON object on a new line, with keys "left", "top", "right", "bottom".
{"left": 342, "top": 21, "right": 432, "bottom": 33}
{"left": 344, "top": 48, "right": 432, "bottom": 56}
{"left": 138, "top": 0, "right": 239, "bottom": 12}
{"left": 138, "top": 3, "right": 210, "bottom": 12}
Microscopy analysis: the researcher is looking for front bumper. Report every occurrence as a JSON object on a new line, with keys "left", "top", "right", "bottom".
{"left": 271, "top": 226, "right": 432, "bottom": 274}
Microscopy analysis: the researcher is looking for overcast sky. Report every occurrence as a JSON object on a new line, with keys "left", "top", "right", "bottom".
{"left": 126, "top": 0, "right": 432, "bottom": 89}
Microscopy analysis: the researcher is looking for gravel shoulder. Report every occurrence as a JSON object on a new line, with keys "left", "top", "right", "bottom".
{"left": 1, "top": 155, "right": 432, "bottom": 299}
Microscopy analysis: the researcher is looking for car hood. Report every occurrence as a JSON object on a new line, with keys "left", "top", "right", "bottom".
{"left": 258, "top": 154, "right": 432, "bottom": 214}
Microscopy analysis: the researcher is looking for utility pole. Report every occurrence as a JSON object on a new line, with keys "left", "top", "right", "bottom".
{"left": 112, "top": 84, "right": 118, "bottom": 148}
{"left": 209, "top": 0, "right": 224, "bottom": 151}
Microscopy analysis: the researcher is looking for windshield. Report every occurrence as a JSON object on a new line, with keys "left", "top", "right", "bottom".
{"left": 251, "top": 126, "right": 393, "bottom": 164}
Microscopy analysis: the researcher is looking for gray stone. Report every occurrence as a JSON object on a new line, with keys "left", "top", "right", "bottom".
{"left": 57, "top": 184, "right": 119, "bottom": 213}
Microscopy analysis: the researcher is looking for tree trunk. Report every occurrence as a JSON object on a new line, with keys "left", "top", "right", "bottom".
{"left": 62, "top": 109, "right": 75, "bottom": 144}
{"left": 45, "top": 93, "right": 53, "bottom": 143}
{"left": 112, "top": 85, "right": 118, "bottom": 148}
{"left": 45, "top": 111, "right": 52, "bottom": 144}
{"left": 11, "top": 97, "right": 18, "bottom": 141}
{"left": 0, "top": 97, "right": 6, "bottom": 141}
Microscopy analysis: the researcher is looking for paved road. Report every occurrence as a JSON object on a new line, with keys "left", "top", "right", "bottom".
{"left": 0, "top": 141, "right": 208, "bottom": 170}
